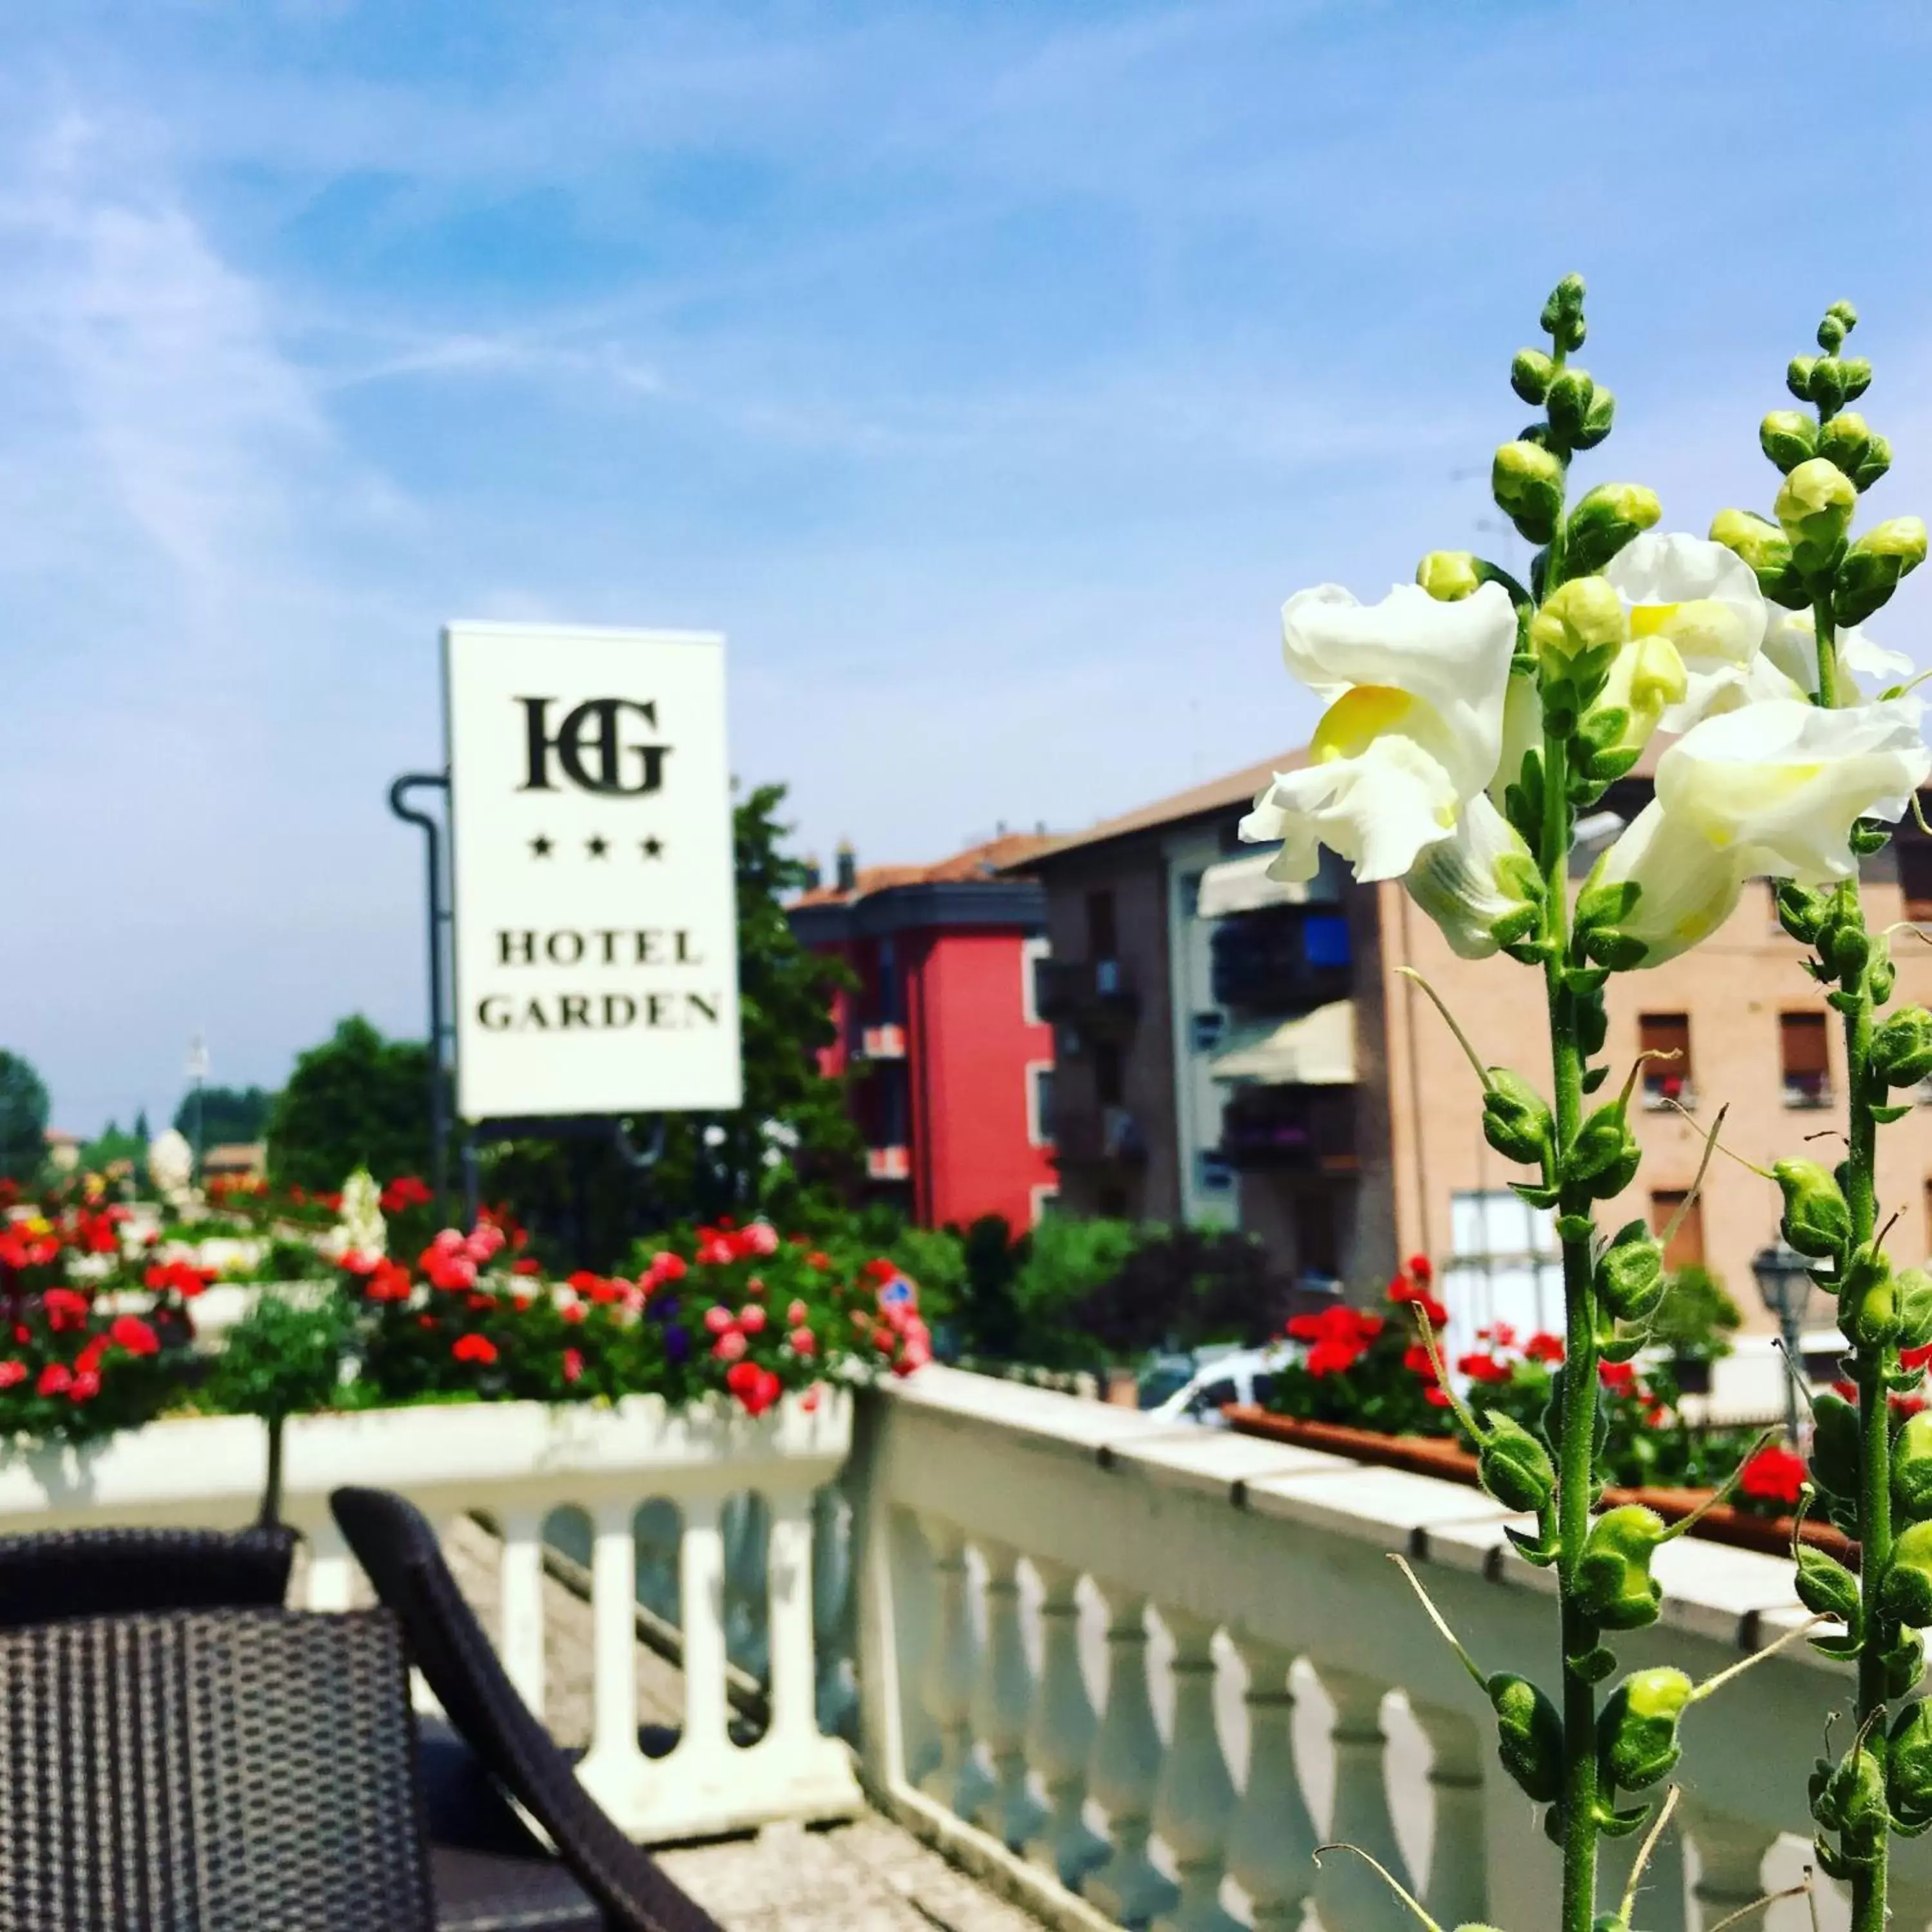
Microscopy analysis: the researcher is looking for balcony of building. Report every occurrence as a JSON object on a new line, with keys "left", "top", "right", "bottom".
{"left": 859, "top": 1022, "right": 909, "bottom": 1061}
{"left": 1199, "top": 851, "right": 1352, "bottom": 1014}
{"left": 0, "top": 1369, "right": 1907, "bottom": 1932}
{"left": 1050, "top": 1103, "right": 1148, "bottom": 1171}
{"left": 1216, "top": 1082, "right": 1357, "bottom": 1173}
{"left": 1032, "top": 957, "right": 1139, "bottom": 1037}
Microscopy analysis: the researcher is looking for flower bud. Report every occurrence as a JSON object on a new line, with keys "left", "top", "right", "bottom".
{"left": 1566, "top": 1092, "right": 1641, "bottom": 1200}
{"left": 1774, "top": 880, "right": 1828, "bottom": 944}
{"left": 1831, "top": 920, "right": 1873, "bottom": 981}
{"left": 1493, "top": 439, "right": 1564, "bottom": 545}
{"left": 1530, "top": 575, "right": 1622, "bottom": 670}
{"left": 1479, "top": 1413, "right": 1557, "bottom": 1513}
{"left": 1842, "top": 355, "right": 1874, "bottom": 401}
{"left": 1819, "top": 410, "right": 1873, "bottom": 478}
{"left": 1709, "top": 506, "right": 1805, "bottom": 608}
{"left": 1854, "top": 433, "right": 1893, "bottom": 492}
{"left": 1586, "top": 631, "right": 1685, "bottom": 769}
{"left": 1873, "top": 1007, "right": 1932, "bottom": 1089}
{"left": 1814, "top": 1730, "right": 1889, "bottom": 1848}
{"left": 1774, "top": 1158, "right": 1852, "bottom": 1260}
{"left": 1489, "top": 1671, "right": 1564, "bottom": 1803}
{"left": 1546, "top": 368, "right": 1596, "bottom": 443}
{"left": 1897, "top": 1412, "right": 1932, "bottom": 1522}
{"left": 1891, "top": 1702, "right": 1932, "bottom": 1832}
{"left": 1788, "top": 354, "right": 1818, "bottom": 401}
{"left": 1881, "top": 1518, "right": 1932, "bottom": 1628}
{"left": 1834, "top": 516, "right": 1929, "bottom": 627}
{"left": 1899, "top": 1268, "right": 1932, "bottom": 1351}
{"left": 1574, "top": 384, "right": 1616, "bottom": 450}
{"left": 1809, "top": 357, "right": 1850, "bottom": 415}
{"left": 1776, "top": 457, "right": 1859, "bottom": 564}
{"left": 1810, "top": 1388, "right": 1862, "bottom": 1502}
{"left": 1760, "top": 410, "right": 1819, "bottom": 473}
{"left": 1598, "top": 1667, "right": 1692, "bottom": 1793}
{"left": 1819, "top": 310, "right": 1850, "bottom": 354}
{"left": 1564, "top": 482, "right": 1661, "bottom": 576}
{"left": 1795, "top": 1544, "right": 1863, "bottom": 1625}
{"left": 1540, "top": 274, "right": 1587, "bottom": 350}
{"left": 1482, "top": 1069, "right": 1555, "bottom": 1166}
{"left": 1576, "top": 1505, "right": 1668, "bottom": 1631}
{"left": 1416, "top": 549, "right": 1484, "bottom": 601}
{"left": 1837, "top": 1242, "right": 1897, "bottom": 1350}
{"left": 1511, "top": 348, "right": 1554, "bottom": 404}
{"left": 1596, "top": 1221, "right": 1665, "bottom": 1323}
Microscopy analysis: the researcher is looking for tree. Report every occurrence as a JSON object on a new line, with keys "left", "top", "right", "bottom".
{"left": 0, "top": 1050, "right": 50, "bottom": 1185}
{"left": 82, "top": 1121, "right": 147, "bottom": 1171}
{"left": 481, "top": 783, "right": 859, "bottom": 1265}
{"left": 133, "top": 1108, "right": 151, "bottom": 1144}
{"left": 267, "top": 1018, "right": 431, "bottom": 1193}
{"left": 173, "top": 1084, "right": 273, "bottom": 1147}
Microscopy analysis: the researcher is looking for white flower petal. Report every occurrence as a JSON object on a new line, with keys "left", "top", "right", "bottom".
{"left": 1280, "top": 580, "right": 1517, "bottom": 795}
{"left": 1761, "top": 607, "right": 1916, "bottom": 702}
{"left": 1586, "top": 801, "right": 1748, "bottom": 967}
{"left": 1404, "top": 792, "right": 1535, "bottom": 959}
{"left": 1656, "top": 696, "right": 1931, "bottom": 886}
{"left": 1250, "top": 734, "right": 1459, "bottom": 885}
{"left": 1606, "top": 533, "right": 1770, "bottom": 734}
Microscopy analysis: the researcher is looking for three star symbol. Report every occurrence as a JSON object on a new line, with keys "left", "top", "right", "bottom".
{"left": 527, "top": 833, "right": 666, "bottom": 860}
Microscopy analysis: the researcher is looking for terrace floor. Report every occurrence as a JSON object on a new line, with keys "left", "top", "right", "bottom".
{"left": 426, "top": 1516, "right": 1048, "bottom": 1932}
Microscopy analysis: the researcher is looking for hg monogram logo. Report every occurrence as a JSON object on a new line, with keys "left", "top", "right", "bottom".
{"left": 517, "top": 697, "right": 670, "bottom": 795}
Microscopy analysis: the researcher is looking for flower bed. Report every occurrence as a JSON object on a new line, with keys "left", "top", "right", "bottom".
{"left": 0, "top": 1173, "right": 931, "bottom": 1452}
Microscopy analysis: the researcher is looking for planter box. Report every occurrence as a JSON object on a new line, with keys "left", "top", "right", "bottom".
{"left": 1226, "top": 1405, "right": 1852, "bottom": 1562}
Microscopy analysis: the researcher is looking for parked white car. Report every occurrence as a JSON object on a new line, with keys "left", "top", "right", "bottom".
{"left": 1139, "top": 1344, "right": 1295, "bottom": 1426}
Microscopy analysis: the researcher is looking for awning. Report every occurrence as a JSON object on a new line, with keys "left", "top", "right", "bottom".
{"left": 1197, "top": 849, "right": 1316, "bottom": 919}
{"left": 1209, "top": 999, "right": 1355, "bottom": 1085}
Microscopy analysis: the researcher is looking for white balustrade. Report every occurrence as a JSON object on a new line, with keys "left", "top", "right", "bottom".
{"left": 974, "top": 1540, "right": 1045, "bottom": 1850}
{"left": 1087, "top": 1589, "right": 1180, "bottom": 1928}
{"left": 1224, "top": 1635, "right": 1316, "bottom": 1932}
{"left": 1152, "top": 1609, "right": 1239, "bottom": 1932}
{"left": 1026, "top": 1557, "right": 1108, "bottom": 1888}
{"left": 0, "top": 1392, "right": 861, "bottom": 1844}
{"left": 1316, "top": 1667, "right": 1412, "bottom": 1932}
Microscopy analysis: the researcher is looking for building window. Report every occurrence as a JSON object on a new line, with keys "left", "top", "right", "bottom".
{"left": 1027, "top": 1064, "right": 1056, "bottom": 1148}
{"left": 1649, "top": 1189, "right": 1705, "bottom": 1272}
{"left": 1441, "top": 1190, "right": 1563, "bottom": 1349}
{"left": 1638, "top": 1014, "right": 1692, "bottom": 1108}
{"left": 1197, "top": 1150, "right": 1234, "bottom": 1194}
{"left": 1086, "top": 888, "right": 1118, "bottom": 963}
{"left": 1021, "top": 936, "right": 1050, "bottom": 1025}
{"left": 1191, "top": 1010, "right": 1225, "bottom": 1054}
{"left": 1901, "top": 831, "right": 1932, "bottom": 921}
{"left": 1094, "top": 1039, "right": 1124, "bottom": 1109}
{"left": 1781, "top": 1012, "right": 1832, "bottom": 1108}
{"left": 1030, "top": 1184, "right": 1059, "bottom": 1226}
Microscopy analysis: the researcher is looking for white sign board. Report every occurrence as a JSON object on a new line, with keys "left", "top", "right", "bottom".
{"left": 444, "top": 623, "right": 743, "bottom": 1120}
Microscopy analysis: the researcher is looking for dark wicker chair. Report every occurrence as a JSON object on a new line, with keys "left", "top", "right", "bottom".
{"left": 0, "top": 1519, "right": 297, "bottom": 1627}
{"left": 332, "top": 1486, "right": 724, "bottom": 1932}
{"left": 0, "top": 1605, "right": 435, "bottom": 1930}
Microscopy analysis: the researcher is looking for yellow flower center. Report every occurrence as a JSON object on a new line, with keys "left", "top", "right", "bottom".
{"left": 1312, "top": 685, "right": 1417, "bottom": 762}
{"left": 1629, "top": 598, "right": 1751, "bottom": 665}
{"left": 1626, "top": 601, "right": 1680, "bottom": 639}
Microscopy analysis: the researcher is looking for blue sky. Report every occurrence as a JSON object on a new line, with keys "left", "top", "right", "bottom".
{"left": 5, "top": 0, "right": 1932, "bottom": 1132}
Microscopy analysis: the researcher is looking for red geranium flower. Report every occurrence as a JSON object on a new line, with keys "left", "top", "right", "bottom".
{"left": 1599, "top": 1361, "right": 1637, "bottom": 1391}
{"left": 1738, "top": 1444, "right": 1807, "bottom": 1509}
{"left": 451, "top": 1333, "right": 498, "bottom": 1367}
{"left": 1524, "top": 1332, "right": 1566, "bottom": 1364}
{"left": 108, "top": 1315, "right": 159, "bottom": 1358}
{"left": 1457, "top": 1352, "right": 1512, "bottom": 1385}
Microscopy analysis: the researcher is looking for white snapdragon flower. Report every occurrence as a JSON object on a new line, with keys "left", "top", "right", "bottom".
{"left": 1759, "top": 608, "right": 1914, "bottom": 705}
{"left": 1582, "top": 697, "right": 1931, "bottom": 966}
{"left": 1403, "top": 793, "right": 1539, "bottom": 959}
{"left": 1241, "top": 580, "right": 1517, "bottom": 883}
{"left": 1602, "top": 532, "right": 1790, "bottom": 730}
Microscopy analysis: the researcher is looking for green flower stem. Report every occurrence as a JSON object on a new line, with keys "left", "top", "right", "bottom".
{"left": 1541, "top": 715, "right": 1600, "bottom": 1932}
{"left": 1816, "top": 605, "right": 1889, "bottom": 1932}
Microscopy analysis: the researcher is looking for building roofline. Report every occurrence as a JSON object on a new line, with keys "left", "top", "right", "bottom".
{"left": 790, "top": 877, "right": 1046, "bottom": 945}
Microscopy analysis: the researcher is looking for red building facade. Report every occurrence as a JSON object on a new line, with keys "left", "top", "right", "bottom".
{"left": 788, "top": 837, "right": 1057, "bottom": 1234}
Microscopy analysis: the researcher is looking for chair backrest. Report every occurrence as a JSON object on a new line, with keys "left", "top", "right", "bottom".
{"left": 330, "top": 1486, "right": 724, "bottom": 1932}
{"left": 0, "top": 1522, "right": 296, "bottom": 1628}
{"left": 0, "top": 1605, "right": 434, "bottom": 1931}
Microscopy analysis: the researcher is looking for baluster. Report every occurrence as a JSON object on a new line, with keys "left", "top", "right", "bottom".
{"left": 1313, "top": 1665, "right": 1412, "bottom": 1932}
{"left": 1225, "top": 1635, "right": 1317, "bottom": 1932}
{"left": 974, "top": 1541, "right": 1043, "bottom": 1850}
{"left": 812, "top": 1484, "right": 857, "bottom": 1740}
{"left": 1151, "top": 1610, "right": 1239, "bottom": 1932}
{"left": 1025, "top": 1558, "right": 1108, "bottom": 1889}
{"left": 582, "top": 1496, "right": 645, "bottom": 1788}
{"left": 1681, "top": 1802, "right": 1775, "bottom": 1932}
{"left": 762, "top": 1485, "right": 820, "bottom": 1760}
{"left": 498, "top": 1505, "right": 547, "bottom": 1722}
{"left": 305, "top": 1516, "right": 354, "bottom": 1611}
{"left": 678, "top": 1491, "right": 735, "bottom": 1774}
{"left": 1087, "top": 1589, "right": 1179, "bottom": 1929}
{"left": 916, "top": 1515, "right": 989, "bottom": 1819}
{"left": 1412, "top": 1698, "right": 1488, "bottom": 1932}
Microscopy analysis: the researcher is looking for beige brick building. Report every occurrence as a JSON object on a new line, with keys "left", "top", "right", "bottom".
{"left": 1010, "top": 752, "right": 1932, "bottom": 1346}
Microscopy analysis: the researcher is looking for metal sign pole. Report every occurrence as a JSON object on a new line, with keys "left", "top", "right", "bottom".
{"left": 388, "top": 772, "right": 453, "bottom": 1222}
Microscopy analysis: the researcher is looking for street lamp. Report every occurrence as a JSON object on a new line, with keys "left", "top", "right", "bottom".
{"left": 1752, "top": 1238, "right": 1818, "bottom": 1444}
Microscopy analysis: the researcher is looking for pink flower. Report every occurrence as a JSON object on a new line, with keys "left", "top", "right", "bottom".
{"left": 739, "top": 1304, "right": 768, "bottom": 1334}
{"left": 562, "top": 1348, "right": 583, "bottom": 1385}
{"left": 703, "top": 1304, "right": 736, "bottom": 1337}
{"left": 787, "top": 1299, "right": 808, "bottom": 1327}
{"left": 790, "top": 1327, "right": 817, "bottom": 1356}
{"left": 0, "top": 1360, "right": 25, "bottom": 1389}
{"left": 745, "top": 1222, "right": 779, "bottom": 1257}
{"left": 713, "top": 1330, "right": 748, "bottom": 1363}
{"left": 432, "top": 1227, "right": 466, "bottom": 1255}
{"left": 37, "top": 1363, "right": 71, "bottom": 1397}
